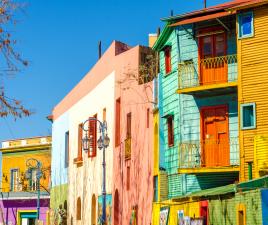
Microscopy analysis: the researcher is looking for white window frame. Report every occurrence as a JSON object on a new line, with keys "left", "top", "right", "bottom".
{"left": 240, "top": 102, "right": 256, "bottom": 130}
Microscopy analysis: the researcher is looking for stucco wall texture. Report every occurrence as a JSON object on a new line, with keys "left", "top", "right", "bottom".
{"left": 113, "top": 46, "right": 153, "bottom": 225}
{"left": 52, "top": 41, "right": 153, "bottom": 225}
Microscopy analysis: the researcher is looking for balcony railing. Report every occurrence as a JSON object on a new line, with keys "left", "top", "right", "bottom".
{"left": 178, "top": 54, "right": 237, "bottom": 90}
{"left": 125, "top": 137, "right": 131, "bottom": 160}
{"left": 179, "top": 137, "right": 239, "bottom": 169}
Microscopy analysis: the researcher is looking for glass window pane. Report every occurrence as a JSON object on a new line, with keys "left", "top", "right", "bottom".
{"left": 215, "top": 35, "right": 225, "bottom": 56}
{"left": 203, "top": 36, "right": 212, "bottom": 58}
{"left": 243, "top": 105, "right": 254, "bottom": 127}
{"left": 242, "top": 15, "right": 252, "bottom": 36}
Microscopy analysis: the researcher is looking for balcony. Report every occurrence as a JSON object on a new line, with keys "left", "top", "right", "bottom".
{"left": 178, "top": 137, "right": 239, "bottom": 174}
{"left": 177, "top": 54, "right": 237, "bottom": 96}
{"left": 125, "top": 137, "right": 131, "bottom": 160}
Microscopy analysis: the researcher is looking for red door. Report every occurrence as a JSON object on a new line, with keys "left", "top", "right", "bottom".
{"left": 200, "top": 201, "right": 209, "bottom": 225}
{"left": 201, "top": 105, "right": 229, "bottom": 167}
{"left": 199, "top": 31, "right": 227, "bottom": 85}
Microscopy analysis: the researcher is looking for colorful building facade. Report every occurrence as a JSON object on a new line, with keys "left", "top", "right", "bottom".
{"left": 52, "top": 40, "right": 155, "bottom": 225}
{"left": 112, "top": 43, "right": 154, "bottom": 225}
{"left": 0, "top": 136, "right": 51, "bottom": 225}
{"left": 152, "top": 0, "right": 268, "bottom": 224}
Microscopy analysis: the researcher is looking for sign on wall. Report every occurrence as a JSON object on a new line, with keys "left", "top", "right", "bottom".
{"left": 98, "top": 194, "right": 112, "bottom": 225}
{"left": 159, "top": 207, "right": 169, "bottom": 225}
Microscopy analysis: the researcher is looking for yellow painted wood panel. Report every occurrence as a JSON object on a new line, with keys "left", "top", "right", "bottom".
{"left": 254, "top": 135, "right": 268, "bottom": 177}
{"left": 153, "top": 112, "right": 159, "bottom": 176}
{"left": 239, "top": 6, "right": 268, "bottom": 181}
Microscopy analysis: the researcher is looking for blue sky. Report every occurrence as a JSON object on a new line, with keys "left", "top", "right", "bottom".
{"left": 0, "top": 0, "right": 229, "bottom": 142}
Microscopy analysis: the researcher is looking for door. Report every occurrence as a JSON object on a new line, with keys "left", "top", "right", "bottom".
{"left": 200, "top": 201, "right": 209, "bottom": 225}
{"left": 199, "top": 31, "right": 227, "bottom": 85}
{"left": 201, "top": 105, "right": 229, "bottom": 167}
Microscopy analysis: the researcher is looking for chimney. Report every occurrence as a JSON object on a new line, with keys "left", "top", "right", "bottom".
{"left": 204, "top": 0, "right": 207, "bottom": 8}
{"left": 170, "top": 10, "right": 174, "bottom": 16}
{"left": 157, "top": 27, "right": 161, "bottom": 37}
{"left": 98, "top": 41, "right": 102, "bottom": 59}
{"left": 148, "top": 33, "right": 158, "bottom": 48}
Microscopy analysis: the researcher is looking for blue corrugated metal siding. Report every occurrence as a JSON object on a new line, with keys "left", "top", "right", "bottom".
{"left": 262, "top": 189, "right": 268, "bottom": 225}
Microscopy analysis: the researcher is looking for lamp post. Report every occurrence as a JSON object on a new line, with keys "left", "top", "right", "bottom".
{"left": 82, "top": 117, "right": 110, "bottom": 225}
{"left": 25, "top": 158, "right": 42, "bottom": 221}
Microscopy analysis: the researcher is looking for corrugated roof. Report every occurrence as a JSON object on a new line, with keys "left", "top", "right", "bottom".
{"left": 169, "top": 11, "right": 233, "bottom": 27}
{"left": 172, "top": 176, "right": 268, "bottom": 202}
{"left": 161, "top": 0, "right": 250, "bottom": 22}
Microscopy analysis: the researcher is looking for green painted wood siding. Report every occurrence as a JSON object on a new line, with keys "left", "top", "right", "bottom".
{"left": 159, "top": 28, "right": 181, "bottom": 198}
{"left": 209, "top": 189, "right": 263, "bottom": 225}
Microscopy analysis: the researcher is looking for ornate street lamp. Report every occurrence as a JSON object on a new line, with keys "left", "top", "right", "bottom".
{"left": 82, "top": 117, "right": 110, "bottom": 225}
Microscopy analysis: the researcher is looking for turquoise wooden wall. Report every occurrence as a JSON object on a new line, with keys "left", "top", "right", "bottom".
{"left": 159, "top": 24, "right": 239, "bottom": 199}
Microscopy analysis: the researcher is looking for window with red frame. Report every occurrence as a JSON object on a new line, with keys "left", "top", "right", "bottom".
{"left": 127, "top": 166, "right": 130, "bottom": 190}
{"left": 115, "top": 98, "right": 121, "bottom": 146}
{"left": 88, "top": 114, "right": 97, "bottom": 157}
{"left": 164, "top": 46, "right": 172, "bottom": 74}
{"left": 167, "top": 115, "right": 174, "bottom": 147}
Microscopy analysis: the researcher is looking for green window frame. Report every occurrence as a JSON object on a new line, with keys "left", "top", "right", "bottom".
{"left": 238, "top": 12, "right": 254, "bottom": 39}
{"left": 240, "top": 103, "right": 256, "bottom": 130}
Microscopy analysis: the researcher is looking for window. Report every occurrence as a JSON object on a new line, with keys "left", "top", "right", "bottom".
{"left": 127, "top": 166, "right": 130, "bottom": 190}
{"left": 167, "top": 115, "right": 174, "bottom": 147}
{"left": 238, "top": 12, "right": 254, "bottom": 38}
{"left": 147, "top": 108, "right": 150, "bottom": 128}
{"left": 237, "top": 204, "right": 246, "bottom": 225}
{"left": 29, "top": 169, "right": 38, "bottom": 191}
{"left": 126, "top": 113, "right": 131, "bottom": 138}
{"left": 164, "top": 46, "right": 171, "bottom": 74}
{"left": 103, "top": 108, "right": 106, "bottom": 121}
{"left": 88, "top": 114, "right": 97, "bottom": 158}
{"left": 77, "top": 197, "right": 81, "bottom": 220}
{"left": 241, "top": 103, "right": 256, "bottom": 130}
{"left": 65, "top": 131, "right": 69, "bottom": 168}
{"left": 77, "top": 123, "right": 83, "bottom": 160}
{"left": 115, "top": 98, "right": 121, "bottom": 146}
{"left": 153, "top": 176, "right": 158, "bottom": 202}
{"left": 10, "top": 169, "right": 19, "bottom": 191}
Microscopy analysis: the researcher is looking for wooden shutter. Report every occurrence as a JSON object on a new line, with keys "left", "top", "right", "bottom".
{"left": 78, "top": 124, "right": 83, "bottom": 159}
{"left": 127, "top": 113, "right": 131, "bottom": 138}
{"left": 167, "top": 116, "right": 174, "bottom": 147}
{"left": 115, "top": 98, "right": 121, "bottom": 146}
{"left": 88, "top": 115, "right": 97, "bottom": 157}
{"left": 165, "top": 46, "right": 171, "bottom": 74}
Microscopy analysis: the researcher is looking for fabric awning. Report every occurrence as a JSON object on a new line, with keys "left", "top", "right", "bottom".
{"left": 169, "top": 11, "right": 234, "bottom": 27}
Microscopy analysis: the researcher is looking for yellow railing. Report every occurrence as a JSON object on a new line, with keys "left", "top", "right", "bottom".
{"left": 178, "top": 54, "right": 237, "bottom": 89}
{"left": 125, "top": 137, "right": 131, "bottom": 160}
{"left": 179, "top": 137, "right": 239, "bottom": 168}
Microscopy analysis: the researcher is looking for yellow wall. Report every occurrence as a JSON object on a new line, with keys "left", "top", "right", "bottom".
{"left": 1, "top": 137, "right": 51, "bottom": 192}
{"left": 238, "top": 5, "right": 268, "bottom": 181}
{"left": 152, "top": 201, "right": 200, "bottom": 225}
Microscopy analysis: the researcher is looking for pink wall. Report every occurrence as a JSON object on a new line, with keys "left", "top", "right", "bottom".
{"left": 112, "top": 46, "right": 154, "bottom": 225}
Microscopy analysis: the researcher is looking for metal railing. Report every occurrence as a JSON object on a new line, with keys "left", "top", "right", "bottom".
{"left": 125, "top": 137, "right": 131, "bottom": 160}
{"left": 179, "top": 137, "right": 239, "bottom": 168}
{"left": 178, "top": 54, "right": 237, "bottom": 89}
